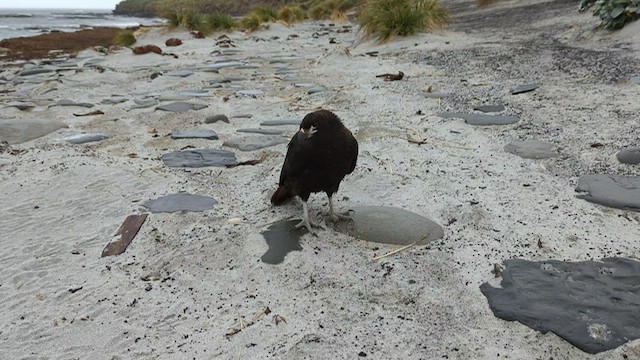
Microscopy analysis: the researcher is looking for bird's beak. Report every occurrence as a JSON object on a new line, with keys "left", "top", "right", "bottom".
{"left": 298, "top": 126, "right": 317, "bottom": 139}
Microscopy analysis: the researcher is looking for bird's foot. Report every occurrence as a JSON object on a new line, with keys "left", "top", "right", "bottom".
{"left": 321, "top": 209, "right": 354, "bottom": 224}
{"left": 293, "top": 218, "right": 320, "bottom": 236}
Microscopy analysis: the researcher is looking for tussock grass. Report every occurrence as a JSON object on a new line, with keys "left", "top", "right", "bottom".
{"left": 239, "top": 5, "right": 278, "bottom": 31}
{"left": 206, "top": 12, "right": 236, "bottom": 31}
{"left": 277, "top": 4, "right": 306, "bottom": 23}
{"left": 114, "top": 30, "right": 137, "bottom": 46}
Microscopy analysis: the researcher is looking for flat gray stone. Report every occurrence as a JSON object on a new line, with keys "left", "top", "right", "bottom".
{"left": 630, "top": 75, "right": 640, "bottom": 85}
{"left": 480, "top": 258, "right": 640, "bottom": 354}
{"left": 170, "top": 130, "right": 218, "bottom": 140}
{"left": 510, "top": 83, "right": 540, "bottom": 94}
{"left": 223, "top": 135, "right": 287, "bottom": 151}
{"left": 53, "top": 99, "right": 94, "bottom": 108}
{"left": 166, "top": 70, "right": 194, "bottom": 77}
{"left": 179, "top": 89, "right": 210, "bottom": 97}
{"left": 294, "top": 83, "right": 316, "bottom": 88}
{"left": 162, "top": 149, "right": 237, "bottom": 168}
{"left": 142, "top": 193, "right": 217, "bottom": 213}
{"left": 438, "top": 112, "right": 519, "bottom": 125}
{"left": 616, "top": 148, "right": 640, "bottom": 164}
{"left": 64, "top": 133, "right": 111, "bottom": 144}
{"left": 576, "top": 174, "right": 640, "bottom": 211}
{"left": 205, "top": 114, "right": 230, "bottom": 124}
{"left": 504, "top": 140, "right": 558, "bottom": 159}
{"left": 260, "top": 119, "right": 301, "bottom": 126}
{"left": 237, "top": 128, "right": 285, "bottom": 135}
{"left": 308, "top": 86, "right": 327, "bottom": 94}
{"left": 101, "top": 97, "right": 128, "bottom": 105}
{"left": 158, "top": 94, "right": 190, "bottom": 101}
{"left": 474, "top": 105, "right": 505, "bottom": 113}
{"left": 236, "top": 89, "right": 264, "bottom": 96}
{"left": 201, "top": 61, "right": 242, "bottom": 71}
{"left": 4, "top": 102, "right": 36, "bottom": 111}
{"left": 156, "top": 102, "right": 208, "bottom": 112}
{"left": 0, "top": 118, "right": 68, "bottom": 145}
{"left": 333, "top": 206, "right": 444, "bottom": 245}
{"left": 129, "top": 99, "right": 158, "bottom": 110}
{"left": 20, "top": 68, "right": 56, "bottom": 76}
{"left": 260, "top": 220, "right": 305, "bottom": 265}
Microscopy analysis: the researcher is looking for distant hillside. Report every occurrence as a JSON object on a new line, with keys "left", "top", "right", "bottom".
{"left": 113, "top": 0, "right": 300, "bottom": 17}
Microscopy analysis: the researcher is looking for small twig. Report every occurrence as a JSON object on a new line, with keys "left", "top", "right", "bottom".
{"left": 373, "top": 242, "right": 417, "bottom": 260}
{"left": 225, "top": 307, "right": 271, "bottom": 339}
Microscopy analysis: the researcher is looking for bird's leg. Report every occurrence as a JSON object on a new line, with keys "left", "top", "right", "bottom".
{"left": 321, "top": 196, "right": 353, "bottom": 223}
{"left": 293, "top": 199, "right": 318, "bottom": 235}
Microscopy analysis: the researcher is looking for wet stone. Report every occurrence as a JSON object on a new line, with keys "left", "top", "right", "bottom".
{"left": 333, "top": 206, "right": 444, "bottom": 245}
{"left": 162, "top": 149, "right": 237, "bottom": 167}
{"left": 480, "top": 257, "right": 640, "bottom": 354}
{"left": 237, "top": 128, "right": 285, "bottom": 135}
{"left": 504, "top": 140, "right": 558, "bottom": 159}
{"left": 142, "top": 193, "right": 217, "bottom": 213}
{"left": 205, "top": 114, "right": 230, "bottom": 124}
{"left": 223, "top": 135, "right": 287, "bottom": 151}
{"left": 260, "top": 220, "right": 305, "bottom": 265}
{"left": 575, "top": 174, "right": 640, "bottom": 211}
{"left": 156, "top": 102, "right": 208, "bottom": 112}
{"left": 170, "top": 130, "right": 218, "bottom": 140}
{"left": 260, "top": 119, "right": 301, "bottom": 126}
{"left": 616, "top": 148, "right": 640, "bottom": 165}
{"left": 0, "top": 118, "right": 68, "bottom": 145}
{"left": 438, "top": 112, "right": 519, "bottom": 125}
{"left": 510, "top": 83, "right": 540, "bottom": 94}
{"left": 64, "top": 133, "right": 111, "bottom": 144}
{"left": 474, "top": 105, "right": 505, "bottom": 113}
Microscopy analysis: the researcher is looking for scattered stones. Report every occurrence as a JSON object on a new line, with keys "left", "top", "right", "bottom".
{"left": 223, "top": 136, "right": 287, "bottom": 151}
{"left": 616, "top": 148, "right": 640, "bottom": 165}
{"left": 260, "top": 220, "right": 305, "bottom": 265}
{"left": 575, "top": 174, "right": 640, "bottom": 211}
{"left": 170, "top": 130, "right": 218, "bottom": 140}
{"left": 480, "top": 257, "right": 640, "bottom": 354}
{"left": 474, "top": 105, "right": 505, "bottom": 113}
{"left": 504, "top": 140, "right": 558, "bottom": 159}
{"left": 510, "top": 83, "right": 540, "bottom": 94}
{"left": 156, "top": 102, "right": 208, "bottom": 112}
{"left": 142, "top": 193, "right": 217, "bottom": 213}
{"left": 132, "top": 45, "right": 163, "bottom": 55}
{"left": 162, "top": 149, "right": 237, "bottom": 168}
{"left": 0, "top": 118, "right": 68, "bottom": 145}
{"left": 165, "top": 38, "right": 183, "bottom": 47}
{"left": 205, "top": 114, "right": 230, "bottom": 124}
{"left": 237, "top": 128, "right": 285, "bottom": 135}
{"left": 64, "top": 133, "right": 111, "bottom": 144}
{"left": 260, "top": 119, "right": 300, "bottom": 127}
{"left": 438, "top": 112, "right": 520, "bottom": 125}
{"left": 333, "top": 206, "right": 444, "bottom": 245}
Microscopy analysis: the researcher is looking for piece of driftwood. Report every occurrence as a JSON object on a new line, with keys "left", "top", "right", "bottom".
{"left": 101, "top": 214, "right": 148, "bottom": 257}
{"left": 376, "top": 71, "right": 404, "bottom": 81}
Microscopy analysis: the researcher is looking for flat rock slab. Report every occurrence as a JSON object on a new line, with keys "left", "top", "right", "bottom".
{"left": 510, "top": 83, "right": 540, "bottom": 94}
{"left": 260, "top": 119, "right": 301, "bottom": 126}
{"left": 53, "top": 99, "right": 94, "bottom": 108}
{"left": 170, "top": 130, "right": 218, "bottom": 140}
{"left": 156, "top": 102, "right": 208, "bottom": 112}
{"left": 101, "top": 97, "right": 128, "bottom": 105}
{"left": 0, "top": 118, "right": 68, "bottom": 145}
{"left": 308, "top": 86, "right": 327, "bottom": 94}
{"left": 223, "top": 136, "right": 287, "bottom": 151}
{"left": 20, "top": 68, "right": 56, "bottom": 76}
{"left": 205, "top": 114, "right": 230, "bottom": 124}
{"left": 504, "top": 140, "right": 558, "bottom": 159}
{"left": 64, "top": 133, "right": 111, "bottom": 144}
{"left": 201, "top": 61, "right": 242, "bottom": 71}
{"left": 162, "top": 149, "right": 237, "bottom": 167}
{"left": 260, "top": 220, "right": 306, "bottom": 265}
{"left": 438, "top": 112, "right": 519, "bottom": 125}
{"left": 480, "top": 258, "right": 640, "bottom": 354}
{"left": 166, "top": 70, "right": 194, "bottom": 77}
{"left": 130, "top": 99, "right": 158, "bottom": 109}
{"left": 237, "top": 128, "right": 285, "bottom": 135}
{"left": 333, "top": 206, "right": 444, "bottom": 245}
{"left": 236, "top": 89, "right": 264, "bottom": 96}
{"left": 474, "top": 105, "right": 505, "bottom": 113}
{"left": 575, "top": 174, "right": 640, "bottom": 211}
{"left": 142, "top": 193, "right": 217, "bottom": 213}
{"left": 616, "top": 148, "right": 640, "bottom": 164}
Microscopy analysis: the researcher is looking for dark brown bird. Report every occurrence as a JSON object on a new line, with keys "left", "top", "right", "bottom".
{"left": 271, "top": 110, "right": 358, "bottom": 233}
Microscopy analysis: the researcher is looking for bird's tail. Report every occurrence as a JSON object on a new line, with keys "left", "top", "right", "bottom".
{"left": 270, "top": 185, "right": 293, "bottom": 205}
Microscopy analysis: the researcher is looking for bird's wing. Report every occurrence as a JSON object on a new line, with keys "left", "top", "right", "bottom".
{"left": 348, "top": 138, "right": 358, "bottom": 174}
{"left": 279, "top": 133, "right": 312, "bottom": 185}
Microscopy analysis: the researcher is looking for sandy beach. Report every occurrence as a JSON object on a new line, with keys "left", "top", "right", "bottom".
{"left": 1, "top": 0, "right": 640, "bottom": 358}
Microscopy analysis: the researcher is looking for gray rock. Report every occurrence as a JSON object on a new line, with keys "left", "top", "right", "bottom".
{"left": 158, "top": 94, "right": 190, "bottom": 101}
{"left": 64, "top": 133, "right": 111, "bottom": 144}
{"left": 179, "top": 89, "right": 210, "bottom": 97}
{"left": 237, "top": 128, "right": 285, "bottom": 135}
{"left": 129, "top": 99, "right": 158, "bottom": 110}
{"left": 616, "top": 148, "right": 640, "bottom": 164}
{"left": 474, "top": 105, "right": 505, "bottom": 113}
{"left": 260, "top": 119, "right": 301, "bottom": 126}
{"left": 0, "top": 118, "right": 68, "bottom": 145}
{"left": 236, "top": 89, "right": 264, "bottom": 96}
{"left": 504, "top": 140, "right": 558, "bottom": 159}
{"left": 205, "top": 114, "right": 230, "bottom": 124}
{"left": 480, "top": 258, "right": 640, "bottom": 354}
{"left": 260, "top": 220, "right": 305, "bottom": 265}
{"left": 4, "top": 102, "right": 36, "bottom": 111}
{"left": 166, "top": 70, "right": 194, "bottom": 77}
{"left": 101, "top": 97, "right": 128, "bottom": 105}
{"left": 142, "top": 193, "right": 217, "bottom": 213}
{"left": 20, "top": 68, "right": 56, "bottom": 76}
{"left": 156, "top": 102, "right": 208, "bottom": 112}
{"left": 209, "top": 77, "right": 246, "bottom": 84}
{"left": 231, "top": 114, "right": 252, "bottom": 119}
{"left": 170, "top": 130, "right": 218, "bottom": 140}
{"left": 201, "top": 61, "right": 242, "bottom": 71}
{"left": 308, "top": 86, "right": 327, "bottom": 94}
{"left": 630, "top": 75, "right": 640, "bottom": 85}
{"left": 333, "top": 206, "right": 444, "bottom": 245}
{"left": 294, "top": 83, "right": 316, "bottom": 88}
{"left": 576, "top": 174, "right": 640, "bottom": 211}
{"left": 162, "top": 149, "right": 237, "bottom": 168}
{"left": 510, "top": 83, "right": 540, "bottom": 94}
{"left": 223, "top": 135, "right": 287, "bottom": 151}
{"left": 53, "top": 99, "right": 94, "bottom": 108}
{"left": 438, "top": 112, "right": 519, "bottom": 125}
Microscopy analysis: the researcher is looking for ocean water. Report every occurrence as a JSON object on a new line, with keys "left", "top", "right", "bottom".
{"left": 0, "top": 8, "right": 164, "bottom": 40}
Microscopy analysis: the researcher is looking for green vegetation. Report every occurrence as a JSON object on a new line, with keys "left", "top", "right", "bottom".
{"left": 206, "top": 12, "right": 236, "bottom": 31}
{"left": 277, "top": 4, "right": 306, "bottom": 23}
{"left": 239, "top": 5, "right": 278, "bottom": 31}
{"left": 580, "top": 0, "right": 640, "bottom": 29}
{"left": 114, "top": 30, "right": 137, "bottom": 46}
{"left": 357, "top": 0, "right": 449, "bottom": 42}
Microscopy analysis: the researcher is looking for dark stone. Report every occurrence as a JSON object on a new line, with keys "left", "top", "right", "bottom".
{"left": 260, "top": 220, "right": 305, "bottom": 264}
{"left": 510, "top": 83, "right": 540, "bottom": 94}
{"left": 205, "top": 114, "right": 230, "bottom": 124}
{"left": 156, "top": 102, "right": 208, "bottom": 112}
{"left": 162, "top": 149, "right": 237, "bottom": 168}
{"left": 616, "top": 148, "right": 640, "bottom": 164}
{"left": 480, "top": 258, "right": 640, "bottom": 354}
{"left": 504, "top": 140, "right": 558, "bottom": 159}
{"left": 237, "top": 128, "right": 285, "bottom": 135}
{"left": 437, "top": 112, "right": 519, "bottom": 125}
{"left": 308, "top": 86, "right": 326, "bottom": 94}
{"left": 101, "top": 97, "right": 128, "bottom": 105}
{"left": 260, "top": 119, "right": 301, "bottom": 127}
{"left": 64, "top": 133, "right": 111, "bottom": 144}
{"left": 575, "top": 174, "right": 640, "bottom": 211}
{"left": 132, "top": 45, "right": 163, "bottom": 55}
{"left": 474, "top": 105, "right": 505, "bottom": 113}
{"left": 142, "top": 193, "right": 217, "bottom": 213}
{"left": 170, "top": 130, "right": 218, "bottom": 140}
{"left": 165, "top": 38, "right": 183, "bottom": 46}
{"left": 19, "top": 68, "right": 56, "bottom": 76}
{"left": 223, "top": 136, "right": 288, "bottom": 151}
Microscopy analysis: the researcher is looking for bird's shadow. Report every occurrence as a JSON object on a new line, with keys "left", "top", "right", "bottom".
{"left": 260, "top": 220, "right": 307, "bottom": 264}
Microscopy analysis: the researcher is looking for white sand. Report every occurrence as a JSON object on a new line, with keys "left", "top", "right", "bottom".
{"left": 1, "top": 0, "right": 640, "bottom": 358}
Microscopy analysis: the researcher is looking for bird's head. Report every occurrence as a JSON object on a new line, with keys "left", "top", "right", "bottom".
{"left": 297, "top": 110, "right": 342, "bottom": 140}
{"left": 298, "top": 124, "right": 318, "bottom": 140}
